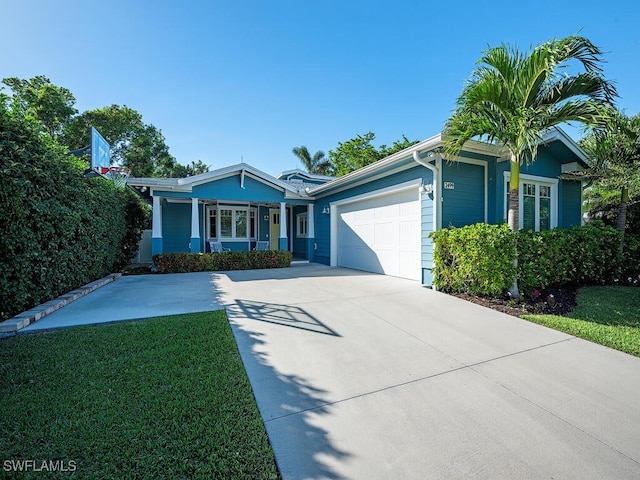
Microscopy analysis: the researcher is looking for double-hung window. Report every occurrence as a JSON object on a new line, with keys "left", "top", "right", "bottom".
{"left": 505, "top": 173, "right": 557, "bottom": 231}
{"left": 207, "top": 206, "right": 257, "bottom": 240}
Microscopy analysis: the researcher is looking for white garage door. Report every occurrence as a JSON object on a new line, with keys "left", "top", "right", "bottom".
{"left": 336, "top": 186, "right": 421, "bottom": 281}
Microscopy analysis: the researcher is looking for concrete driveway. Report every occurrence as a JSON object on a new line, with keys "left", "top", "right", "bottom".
{"left": 213, "top": 264, "right": 640, "bottom": 480}
{"left": 17, "top": 264, "right": 640, "bottom": 479}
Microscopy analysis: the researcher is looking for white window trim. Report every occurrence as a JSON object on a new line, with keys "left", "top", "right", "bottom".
{"left": 296, "top": 212, "right": 308, "bottom": 238}
{"left": 206, "top": 206, "right": 257, "bottom": 241}
{"left": 503, "top": 172, "right": 558, "bottom": 231}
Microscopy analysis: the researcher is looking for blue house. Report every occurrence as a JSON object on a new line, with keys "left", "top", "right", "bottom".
{"left": 128, "top": 127, "right": 587, "bottom": 286}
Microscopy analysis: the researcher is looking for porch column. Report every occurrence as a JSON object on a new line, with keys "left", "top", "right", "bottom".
{"left": 306, "top": 203, "right": 315, "bottom": 262}
{"left": 151, "top": 195, "right": 163, "bottom": 255}
{"left": 190, "top": 198, "right": 200, "bottom": 253}
{"left": 278, "top": 202, "right": 288, "bottom": 250}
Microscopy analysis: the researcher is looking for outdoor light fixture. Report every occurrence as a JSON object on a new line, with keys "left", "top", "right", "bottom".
{"left": 422, "top": 184, "right": 433, "bottom": 194}
{"left": 322, "top": 206, "right": 330, "bottom": 215}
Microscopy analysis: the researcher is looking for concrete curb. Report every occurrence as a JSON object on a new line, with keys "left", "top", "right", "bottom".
{"left": 0, "top": 273, "right": 122, "bottom": 335}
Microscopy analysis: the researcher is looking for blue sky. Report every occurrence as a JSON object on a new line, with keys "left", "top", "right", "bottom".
{"left": 3, "top": 0, "right": 639, "bottom": 175}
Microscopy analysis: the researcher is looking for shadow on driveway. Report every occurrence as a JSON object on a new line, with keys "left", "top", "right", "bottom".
{"left": 234, "top": 299, "right": 340, "bottom": 336}
{"left": 226, "top": 302, "right": 350, "bottom": 479}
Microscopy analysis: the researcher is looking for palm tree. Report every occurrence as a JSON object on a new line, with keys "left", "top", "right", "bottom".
{"left": 580, "top": 108, "right": 640, "bottom": 236}
{"left": 292, "top": 146, "right": 330, "bottom": 175}
{"left": 443, "top": 36, "right": 616, "bottom": 297}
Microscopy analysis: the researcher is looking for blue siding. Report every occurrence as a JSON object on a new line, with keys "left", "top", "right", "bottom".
{"left": 441, "top": 162, "right": 485, "bottom": 227}
{"left": 163, "top": 203, "right": 190, "bottom": 253}
{"left": 560, "top": 180, "right": 583, "bottom": 228}
{"left": 313, "top": 203, "right": 330, "bottom": 265}
{"left": 421, "top": 190, "right": 434, "bottom": 285}
{"left": 193, "top": 175, "right": 287, "bottom": 202}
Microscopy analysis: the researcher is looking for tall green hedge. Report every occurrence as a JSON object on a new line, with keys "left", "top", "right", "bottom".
{"left": 0, "top": 99, "right": 145, "bottom": 321}
{"left": 431, "top": 221, "right": 639, "bottom": 298}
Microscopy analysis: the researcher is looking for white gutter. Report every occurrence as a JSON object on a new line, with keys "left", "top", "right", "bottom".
{"left": 412, "top": 150, "right": 441, "bottom": 233}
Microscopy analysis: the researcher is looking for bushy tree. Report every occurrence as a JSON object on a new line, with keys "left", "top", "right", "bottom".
{"left": 327, "top": 132, "right": 417, "bottom": 176}
{"left": 2, "top": 75, "right": 77, "bottom": 138}
{"left": 3, "top": 75, "right": 205, "bottom": 178}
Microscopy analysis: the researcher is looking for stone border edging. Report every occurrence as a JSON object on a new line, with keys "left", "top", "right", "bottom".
{"left": 0, "top": 273, "right": 122, "bottom": 334}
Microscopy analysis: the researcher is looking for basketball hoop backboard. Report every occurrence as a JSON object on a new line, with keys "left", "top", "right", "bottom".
{"left": 91, "top": 127, "right": 110, "bottom": 172}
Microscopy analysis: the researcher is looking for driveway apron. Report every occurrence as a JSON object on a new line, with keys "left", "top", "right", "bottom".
{"left": 215, "top": 264, "right": 640, "bottom": 480}
{"left": 20, "top": 272, "right": 222, "bottom": 331}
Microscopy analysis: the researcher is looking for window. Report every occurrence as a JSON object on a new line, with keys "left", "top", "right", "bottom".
{"left": 207, "top": 206, "right": 257, "bottom": 240}
{"left": 220, "top": 209, "right": 233, "bottom": 237}
{"left": 505, "top": 174, "right": 557, "bottom": 231}
{"left": 208, "top": 209, "right": 217, "bottom": 238}
{"left": 296, "top": 213, "right": 308, "bottom": 237}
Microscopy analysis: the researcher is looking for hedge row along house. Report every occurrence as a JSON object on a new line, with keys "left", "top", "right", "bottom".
{"left": 128, "top": 127, "right": 586, "bottom": 286}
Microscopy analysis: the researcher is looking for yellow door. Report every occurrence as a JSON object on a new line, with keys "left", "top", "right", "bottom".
{"left": 270, "top": 211, "right": 280, "bottom": 250}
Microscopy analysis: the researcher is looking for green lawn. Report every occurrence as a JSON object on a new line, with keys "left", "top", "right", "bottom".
{"left": 524, "top": 286, "right": 640, "bottom": 357}
{"left": 0, "top": 311, "right": 279, "bottom": 479}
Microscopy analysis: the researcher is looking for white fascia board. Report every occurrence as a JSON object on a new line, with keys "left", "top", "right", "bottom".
{"left": 309, "top": 134, "right": 443, "bottom": 196}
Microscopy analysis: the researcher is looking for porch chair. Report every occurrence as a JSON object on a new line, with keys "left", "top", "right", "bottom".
{"left": 209, "top": 241, "right": 230, "bottom": 253}
{"left": 254, "top": 241, "right": 269, "bottom": 251}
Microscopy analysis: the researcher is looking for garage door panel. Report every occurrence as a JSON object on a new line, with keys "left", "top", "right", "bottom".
{"left": 399, "top": 220, "right": 418, "bottom": 246}
{"left": 374, "top": 221, "right": 396, "bottom": 245}
{"left": 336, "top": 187, "right": 420, "bottom": 281}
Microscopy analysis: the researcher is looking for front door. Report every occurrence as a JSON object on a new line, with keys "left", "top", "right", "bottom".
{"left": 270, "top": 210, "right": 280, "bottom": 250}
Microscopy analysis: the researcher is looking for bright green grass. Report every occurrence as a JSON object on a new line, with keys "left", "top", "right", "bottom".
{"left": 0, "top": 311, "right": 279, "bottom": 479}
{"left": 524, "top": 286, "right": 640, "bottom": 357}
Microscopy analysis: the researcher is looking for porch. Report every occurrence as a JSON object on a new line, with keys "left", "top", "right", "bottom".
{"left": 151, "top": 197, "right": 316, "bottom": 261}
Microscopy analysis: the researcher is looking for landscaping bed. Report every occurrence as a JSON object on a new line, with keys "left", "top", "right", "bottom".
{"left": 452, "top": 285, "right": 578, "bottom": 318}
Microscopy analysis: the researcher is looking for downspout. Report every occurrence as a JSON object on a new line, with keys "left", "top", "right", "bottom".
{"left": 413, "top": 150, "right": 441, "bottom": 288}
{"left": 412, "top": 150, "right": 440, "bottom": 233}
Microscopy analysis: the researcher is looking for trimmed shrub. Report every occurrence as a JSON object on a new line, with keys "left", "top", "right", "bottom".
{"left": 516, "top": 228, "right": 574, "bottom": 294}
{"left": 431, "top": 221, "right": 633, "bottom": 298}
{"left": 152, "top": 250, "right": 293, "bottom": 274}
{"left": 431, "top": 223, "right": 515, "bottom": 296}
{"left": 565, "top": 221, "right": 624, "bottom": 286}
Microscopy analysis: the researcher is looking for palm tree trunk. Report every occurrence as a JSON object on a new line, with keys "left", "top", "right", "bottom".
{"left": 617, "top": 187, "right": 629, "bottom": 234}
{"left": 508, "top": 155, "right": 520, "bottom": 299}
